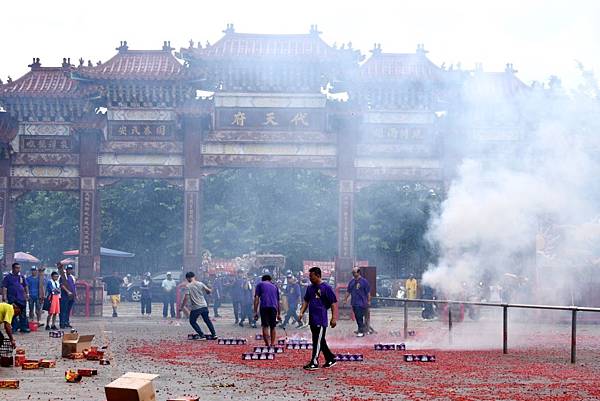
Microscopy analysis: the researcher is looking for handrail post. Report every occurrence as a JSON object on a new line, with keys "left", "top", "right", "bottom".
{"left": 448, "top": 303, "right": 453, "bottom": 345}
{"left": 503, "top": 305, "right": 508, "bottom": 354}
{"left": 403, "top": 300, "right": 408, "bottom": 339}
{"left": 571, "top": 309, "right": 577, "bottom": 364}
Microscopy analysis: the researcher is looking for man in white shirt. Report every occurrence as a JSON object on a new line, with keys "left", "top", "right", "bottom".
{"left": 161, "top": 272, "right": 177, "bottom": 318}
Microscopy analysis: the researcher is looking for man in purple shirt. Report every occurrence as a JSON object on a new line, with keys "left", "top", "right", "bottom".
{"left": 343, "top": 267, "right": 371, "bottom": 337}
{"left": 59, "top": 265, "right": 77, "bottom": 329}
{"left": 2, "top": 262, "right": 30, "bottom": 333}
{"left": 253, "top": 274, "right": 281, "bottom": 346}
{"left": 299, "top": 266, "right": 338, "bottom": 370}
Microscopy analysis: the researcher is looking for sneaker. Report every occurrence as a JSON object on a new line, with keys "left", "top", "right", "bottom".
{"left": 238, "top": 322, "right": 244, "bottom": 327}
{"left": 323, "top": 360, "right": 337, "bottom": 369}
{"left": 51, "top": 325, "right": 59, "bottom": 330}
{"left": 356, "top": 332, "right": 365, "bottom": 338}
{"left": 208, "top": 335, "right": 218, "bottom": 340}
{"left": 303, "top": 362, "right": 319, "bottom": 371}
{"left": 251, "top": 324, "right": 257, "bottom": 329}
{"left": 65, "top": 324, "right": 73, "bottom": 328}
{"left": 20, "top": 329, "right": 31, "bottom": 333}
{"left": 112, "top": 312, "right": 118, "bottom": 318}
{"left": 234, "top": 320, "right": 239, "bottom": 325}
{"left": 45, "top": 325, "right": 51, "bottom": 331}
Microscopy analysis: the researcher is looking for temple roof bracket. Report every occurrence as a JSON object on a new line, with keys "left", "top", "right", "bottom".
{"left": 223, "top": 23, "right": 235, "bottom": 34}
{"left": 370, "top": 43, "right": 382, "bottom": 55}
{"left": 309, "top": 24, "right": 322, "bottom": 35}
{"left": 162, "top": 41, "right": 174, "bottom": 52}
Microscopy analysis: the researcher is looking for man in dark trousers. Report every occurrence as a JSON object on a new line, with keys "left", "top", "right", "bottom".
{"left": 342, "top": 267, "right": 371, "bottom": 337}
{"left": 253, "top": 274, "right": 281, "bottom": 346}
{"left": 230, "top": 270, "right": 244, "bottom": 325}
{"left": 299, "top": 266, "right": 338, "bottom": 370}
{"left": 280, "top": 276, "right": 302, "bottom": 329}
{"left": 59, "top": 265, "right": 77, "bottom": 328}
{"left": 140, "top": 272, "right": 152, "bottom": 317}
{"left": 1, "top": 263, "right": 29, "bottom": 333}
{"left": 212, "top": 272, "right": 224, "bottom": 318}
{"left": 239, "top": 272, "right": 256, "bottom": 328}
{"left": 180, "top": 271, "right": 217, "bottom": 340}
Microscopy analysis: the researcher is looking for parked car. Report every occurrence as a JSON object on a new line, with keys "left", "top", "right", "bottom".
{"left": 126, "top": 271, "right": 183, "bottom": 302}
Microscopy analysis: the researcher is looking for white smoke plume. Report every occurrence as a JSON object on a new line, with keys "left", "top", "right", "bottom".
{"left": 423, "top": 68, "right": 600, "bottom": 306}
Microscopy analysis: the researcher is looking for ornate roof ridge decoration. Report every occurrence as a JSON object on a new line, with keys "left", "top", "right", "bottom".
{"left": 359, "top": 43, "right": 443, "bottom": 81}
{"left": 0, "top": 58, "right": 90, "bottom": 98}
{"left": 74, "top": 42, "right": 195, "bottom": 81}
{"left": 181, "top": 24, "right": 362, "bottom": 63}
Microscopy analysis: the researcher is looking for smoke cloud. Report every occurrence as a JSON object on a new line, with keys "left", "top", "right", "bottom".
{"left": 423, "top": 68, "right": 600, "bottom": 306}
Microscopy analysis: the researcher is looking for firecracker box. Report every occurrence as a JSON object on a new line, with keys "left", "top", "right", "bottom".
{"left": 255, "top": 334, "right": 263, "bottom": 340}
{"left": 22, "top": 360, "right": 40, "bottom": 370}
{"left": 65, "top": 369, "right": 83, "bottom": 383}
{"left": 105, "top": 372, "right": 159, "bottom": 401}
{"left": 286, "top": 343, "right": 313, "bottom": 350}
{"left": 218, "top": 338, "right": 247, "bottom": 345}
{"left": 0, "top": 379, "right": 19, "bottom": 389}
{"left": 277, "top": 339, "right": 286, "bottom": 345}
{"left": 242, "top": 352, "right": 275, "bottom": 361}
{"left": 403, "top": 354, "right": 435, "bottom": 362}
{"left": 15, "top": 348, "right": 25, "bottom": 355}
{"left": 62, "top": 333, "right": 95, "bottom": 357}
{"left": 78, "top": 368, "right": 98, "bottom": 377}
{"left": 39, "top": 359, "right": 56, "bottom": 368}
{"left": 49, "top": 330, "right": 64, "bottom": 338}
{"left": 68, "top": 352, "right": 85, "bottom": 360}
{"left": 408, "top": 330, "right": 416, "bottom": 337}
{"left": 334, "top": 354, "right": 364, "bottom": 362}
{"left": 374, "top": 343, "right": 406, "bottom": 351}
{"left": 99, "top": 359, "right": 111, "bottom": 365}
{"left": 253, "top": 346, "right": 284, "bottom": 354}
{"left": 167, "top": 397, "right": 200, "bottom": 401}
{"left": 14, "top": 354, "right": 26, "bottom": 367}
{"left": 287, "top": 338, "right": 308, "bottom": 345}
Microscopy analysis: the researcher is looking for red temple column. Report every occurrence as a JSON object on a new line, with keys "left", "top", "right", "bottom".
{"left": 0, "top": 157, "right": 15, "bottom": 268}
{"left": 182, "top": 116, "right": 204, "bottom": 274}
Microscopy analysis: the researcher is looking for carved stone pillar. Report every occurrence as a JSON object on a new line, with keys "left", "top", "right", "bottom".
{"left": 0, "top": 157, "right": 15, "bottom": 268}
{"left": 182, "top": 116, "right": 204, "bottom": 273}
{"left": 335, "top": 114, "right": 359, "bottom": 286}
{"left": 76, "top": 125, "right": 103, "bottom": 317}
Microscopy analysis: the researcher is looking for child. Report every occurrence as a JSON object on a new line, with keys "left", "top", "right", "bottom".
{"left": 45, "top": 271, "right": 61, "bottom": 330}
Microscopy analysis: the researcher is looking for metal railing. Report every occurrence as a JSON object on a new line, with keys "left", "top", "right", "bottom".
{"left": 374, "top": 297, "right": 600, "bottom": 363}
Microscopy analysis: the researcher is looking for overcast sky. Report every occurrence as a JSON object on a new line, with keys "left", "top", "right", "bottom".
{"left": 1, "top": 0, "right": 599, "bottom": 89}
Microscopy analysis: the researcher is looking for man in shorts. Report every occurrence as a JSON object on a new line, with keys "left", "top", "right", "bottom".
{"left": 103, "top": 271, "right": 123, "bottom": 318}
{"left": 253, "top": 274, "right": 281, "bottom": 347}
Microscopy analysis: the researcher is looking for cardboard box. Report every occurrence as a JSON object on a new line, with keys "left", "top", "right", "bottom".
{"left": 22, "top": 360, "right": 40, "bottom": 370}
{"left": 62, "top": 333, "right": 95, "bottom": 357}
{"left": 105, "top": 372, "right": 159, "bottom": 401}
{"left": 78, "top": 368, "right": 98, "bottom": 377}
{"left": 40, "top": 359, "right": 56, "bottom": 368}
{"left": 0, "top": 379, "right": 19, "bottom": 389}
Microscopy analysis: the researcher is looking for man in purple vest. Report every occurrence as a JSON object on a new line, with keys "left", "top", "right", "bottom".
{"left": 253, "top": 274, "right": 281, "bottom": 346}
{"left": 343, "top": 267, "right": 371, "bottom": 337}
{"left": 1, "top": 263, "right": 30, "bottom": 333}
{"left": 299, "top": 266, "right": 338, "bottom": 370}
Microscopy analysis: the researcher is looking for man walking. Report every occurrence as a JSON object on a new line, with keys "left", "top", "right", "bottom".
{"left": 26, "top": 266, "right": 44, "bottom": 326}
{"left": 253, "top": 274, "right": 281, "bottom": 347}
{"left": 103, "top": 271, "right": 123, "bottom": 318}
{"left": 2, "top": 263, "right": 29, "bottom": 333}
{"left": 161, "top": 272, "right": 177, "bottom": 318}
{"left": 343, "top": 267, "right": 371, "bottom": 337}
{"left": 280, "top": 276, "right": 302, "bottom": 329}
{"left": 59, "top": 265, "right": 76, "bottom": 328}
{"left": 180, "top": 272, "right": 217, "bottom": 340}
{"left": 299, "top": 266, "right": 338, "bottom": 370}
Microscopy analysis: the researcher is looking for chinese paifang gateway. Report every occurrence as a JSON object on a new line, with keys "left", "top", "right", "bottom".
{"left": 0, "top": 25, "right": 528, "bottom": 314}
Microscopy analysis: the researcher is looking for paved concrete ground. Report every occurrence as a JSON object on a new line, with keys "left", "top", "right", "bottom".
{"left": 2, "top": 302, "right": 600, "bottom": 401}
